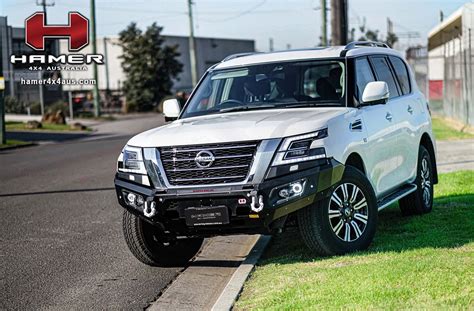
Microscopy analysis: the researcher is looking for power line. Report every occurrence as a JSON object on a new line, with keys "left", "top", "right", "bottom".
{"left": 198, "top": 0, "right": 267, "bottom": 23}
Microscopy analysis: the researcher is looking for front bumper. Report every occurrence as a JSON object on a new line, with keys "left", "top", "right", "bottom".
{"left": 114, "top": 158, "right": 344, "bottom": 236}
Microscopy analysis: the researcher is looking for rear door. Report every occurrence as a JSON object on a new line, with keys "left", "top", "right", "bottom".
{"left": 355, "top": 57, "right": 399, "bottom": 197}
{"left": 388, "top": 56, "right": 420, "bottom": 183}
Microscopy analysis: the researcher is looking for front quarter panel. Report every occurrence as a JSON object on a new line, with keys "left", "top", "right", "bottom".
{"left": 311, "top": 108, "right": 368, "bottom": 170}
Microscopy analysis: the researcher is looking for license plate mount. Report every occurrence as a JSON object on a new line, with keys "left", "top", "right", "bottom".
{"left": 184, "top": 205, "right": 229, "bottom": 226}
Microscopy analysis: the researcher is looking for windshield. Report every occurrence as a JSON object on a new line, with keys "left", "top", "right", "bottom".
{"left": 180, "top": 59, "right": 346, "bottom": 119}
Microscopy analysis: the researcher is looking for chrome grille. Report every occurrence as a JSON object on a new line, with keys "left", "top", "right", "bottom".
{"left": 159, "top": 141, "right": 259, "bottom": 186}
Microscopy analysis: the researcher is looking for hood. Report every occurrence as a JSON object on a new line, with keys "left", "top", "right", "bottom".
{"left": 127, "top": 107, "right": 348, "bottom": 147}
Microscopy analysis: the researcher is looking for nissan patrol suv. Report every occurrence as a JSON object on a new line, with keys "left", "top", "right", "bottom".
{"left": 115, "top": 41, "right": 437, "bottom": 266}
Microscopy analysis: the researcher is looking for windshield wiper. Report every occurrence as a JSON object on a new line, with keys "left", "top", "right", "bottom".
{"left": 219, "top": 104, "right": 276, "bottom": 113}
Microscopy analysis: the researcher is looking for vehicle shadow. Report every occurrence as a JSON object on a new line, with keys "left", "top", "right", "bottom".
{"left": 6, "top": 130, "right": 93, "bottom": 142}
{"left": 257, "top": 193, "right": 474, "bottom": 266}
{"left": 0, "top": 187, "right": 115, "bottom": 197}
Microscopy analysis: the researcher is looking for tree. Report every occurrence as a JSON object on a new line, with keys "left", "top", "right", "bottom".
{"left": 385, "top": 32, "right": 399, "bottom": 48}
{"left": 118, "top": 23, "right": 182, "bottom": 111}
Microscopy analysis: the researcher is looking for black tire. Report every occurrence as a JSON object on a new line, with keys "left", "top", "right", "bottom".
{"left": 399, "top": 145, "right": 434, "bottom": 216}
{"left": 122, "top": 210, "right": 203, "bottom": 267}
{"left": 297, "top": 166, "right": 378, "bottom": 256}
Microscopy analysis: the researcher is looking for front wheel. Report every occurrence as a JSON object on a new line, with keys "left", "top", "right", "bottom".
{"left": 297, "top": 166, "right": 378, "bottom": 256}
{"left": 122, "top": 210, "right": 203, "bottom": 267}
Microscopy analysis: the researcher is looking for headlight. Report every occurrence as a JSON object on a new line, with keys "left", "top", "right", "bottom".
{"left": 117, "top": 145, "right": 147, "bottom": 174}
{"left": 272, "top": 129, "right": 327, "bottom": 166}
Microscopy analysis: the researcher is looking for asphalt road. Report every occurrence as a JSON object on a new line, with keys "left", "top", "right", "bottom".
{"left": 2, "top": 114, "right": 472, "bottom": 310}
{"left": 0, "top": 115, "right": 179, "bottom": 310}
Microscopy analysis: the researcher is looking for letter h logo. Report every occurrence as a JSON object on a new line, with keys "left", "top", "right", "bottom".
{"left": 25, "top": 12, "right": 89, "bottom": 51}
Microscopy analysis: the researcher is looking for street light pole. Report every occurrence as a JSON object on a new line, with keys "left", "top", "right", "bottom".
{"left": 187, "top": 0, "right": 198, "bottom": 87}
{"left": 0, "top": 77, "right": 5, "bottom": 145}
{"left": 321, "top": 0, "right": 327, "bottom": 46}
{"left": 90, "top": 0, "right": 100, "bottom": 117}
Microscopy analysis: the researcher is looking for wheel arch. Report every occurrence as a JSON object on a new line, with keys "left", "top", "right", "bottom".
{"left": 345, "top": 152, "right": 366, "bottom": 175}
{"left": 420, "top": 133, "right": 438, "bottom": 184}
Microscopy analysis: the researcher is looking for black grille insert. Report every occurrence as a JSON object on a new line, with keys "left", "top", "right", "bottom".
{"left": 160, "top": 141, "right": 259, "bottom": 186}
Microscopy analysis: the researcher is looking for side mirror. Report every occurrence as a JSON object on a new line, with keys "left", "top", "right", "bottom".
{"left": 163, "top": 99, "right": 181, "bottom": 121}
{"left": 362, "top": 81, "right": 389, "bottom": 105}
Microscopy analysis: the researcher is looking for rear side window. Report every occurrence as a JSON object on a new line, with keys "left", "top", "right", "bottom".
{"left": 370, "top": 56, "right": 400, "bottom": 99}
{"left": 355, "top": 58, "right": 375, "bottom": 101}
{"left": 389, "top": 56, "right": 411, "bottom": 95}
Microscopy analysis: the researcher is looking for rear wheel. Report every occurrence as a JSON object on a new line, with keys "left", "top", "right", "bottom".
{"left": 297, "top": 166, "right": 378, "bottom": 256}
{"left": 399, "top": 145, "right": 434, "bottom": 215}
{"left": 122, "top": 210, "right": 203, "bottom": 267}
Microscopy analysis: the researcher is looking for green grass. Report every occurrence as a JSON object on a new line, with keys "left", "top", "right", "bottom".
{"left": 6, "top": 121, "right": 91, "bottom": 132}
{"left": 432, "top": 117, "right": 474, "bottom": 140}
{"left": 235, "top": 171, "right": 474, "bottom": 310}
{"left": 0, "top": 139, "right": 32, "bottom": 149}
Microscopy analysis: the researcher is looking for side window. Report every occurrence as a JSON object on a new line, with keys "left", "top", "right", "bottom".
{"left": 370, "top": 56, "right": 400, "bottom": 99}
{"left": 389, "top": 56, "right": 411, "bottom": 95}
{"left": 355, "top": 57, "right": 375, "bottom": 101}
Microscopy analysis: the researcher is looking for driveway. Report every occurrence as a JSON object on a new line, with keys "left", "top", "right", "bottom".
{"left": 436, "top": 139, "right": 474, "bottom": 173}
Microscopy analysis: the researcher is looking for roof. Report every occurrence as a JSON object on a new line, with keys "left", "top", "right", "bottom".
{"left": 214, "top": 45, "right": 403, "bottom": 69}
{"left": 427, "top": 5, "right": 463, "bottom": 51}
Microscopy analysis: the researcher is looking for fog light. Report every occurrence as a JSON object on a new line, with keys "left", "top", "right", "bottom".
{"left": 275, "top": 179, "right": 307, "bottom": 203}
{"left": 127, "top": 192, "right": 136, "bottom": 204}
{"left": 291, "top": 182, "right": 303, "bottom": 195}
{"left": 279, "top": 188, "right": 290, "bottom": 198}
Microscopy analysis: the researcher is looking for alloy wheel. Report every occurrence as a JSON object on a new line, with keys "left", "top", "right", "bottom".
{"left": 328, "top": 183, "right": 369, "bottom": 242}
{"left": 420, "top": 157, "right": 432, "bottom": 207}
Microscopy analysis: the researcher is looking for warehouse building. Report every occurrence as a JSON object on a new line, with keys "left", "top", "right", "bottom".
{"left": 60, "top": 35, "right": 255, "bottom": 112}
{"left": 427, "top": 2, "right": 474, "bottom": 126}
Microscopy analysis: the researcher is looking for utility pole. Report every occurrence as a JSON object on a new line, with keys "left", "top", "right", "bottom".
{"left": 0, "top": 57, "right": 5, "bottom": 145}
{"left": 103, "top": 37, "right": 110, "bottom": 92}
{"left": 387, "top": 17, "right": 393, "bottom": 35}
{"left": 90, "top": 0, "right": 100, "bottom": 117}
{"left": 36, "top": 1, "right": 54, "bottom": 115}
{"left": 36, "top": 0, "right": 55, "bottom": 23}
{"left": 38, "top": 70, "right": 44, "bottom": 115}
{"left": 330, "top": 0, "right": 348, "bottom": 45}
{"left": 68, "top": 91, "right": 73, "bottom": 120}
{"left": 187, "top": 0, "right": 198, "bottom": 87}
{"left": 269, "top": 38, "right": 274, "bottom": 52}
{"left": 321, "top": 0, "right": 328, "bottom": 46}
{"left": 103, "top": 37, "right": 110, "bottom": 108}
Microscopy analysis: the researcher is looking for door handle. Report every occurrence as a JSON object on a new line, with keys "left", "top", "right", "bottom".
{"left": 385, "top": 112, "right": 393, "bottom": 121}
{"left": 407, "top": 105, "right": 413, "bottom": 114}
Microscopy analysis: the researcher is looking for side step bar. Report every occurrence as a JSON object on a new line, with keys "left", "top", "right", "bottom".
{"left": 378, "top": 184, "right": 417, "bottom": 211}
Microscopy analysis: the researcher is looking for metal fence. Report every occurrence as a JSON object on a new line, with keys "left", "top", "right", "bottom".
{"left": 406, "top": 28, "right": 473, "bottom": 126}
{"left": 442, "top": 32, "right": 473, "bottom": 126}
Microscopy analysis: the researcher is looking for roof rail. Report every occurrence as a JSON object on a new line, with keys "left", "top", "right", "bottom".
{"left": 344, "top": 41, "right": 389, "bottom": 49}
{"left": 222, "top": 52, "right": 260, "bottom": 62}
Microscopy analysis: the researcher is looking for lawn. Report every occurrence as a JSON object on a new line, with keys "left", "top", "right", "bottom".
{"left": 6, "top": 121, "right": 91, "bottom": 132}
{"left": 0, "top": 139, "right": 32, "bottom": 150}
{"left": 432, "top": 117, "right": 474, "bottom": 140}
{"left": 235, "top": 171, "right": 474, "bottom": 310}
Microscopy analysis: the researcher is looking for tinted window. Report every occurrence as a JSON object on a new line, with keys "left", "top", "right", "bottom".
{"left": 181, "top": 60, "right": 346, "bottom": 118}
{"left": 303, "top": 63, "right": 344, "bottom": 99}
{"left": 389, "top": 56, "right": 411, "bottom": 95}
{"left": 355, "top": 58, "right": 375, "bottom": 101}
{"left": 370, "top": 56, "right": 400, "bottom": 98}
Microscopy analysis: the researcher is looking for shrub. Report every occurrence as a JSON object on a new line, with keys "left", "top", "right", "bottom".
{"left": 4, "top": 96, "right": 26, "bottom": 114}
{"left": 46, "top": 100, "right": 69, "bottom": 115}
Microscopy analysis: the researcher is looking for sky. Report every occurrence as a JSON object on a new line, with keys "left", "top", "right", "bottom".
{"left": 1, "top": 0, "right": 470, "bottom": 51}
